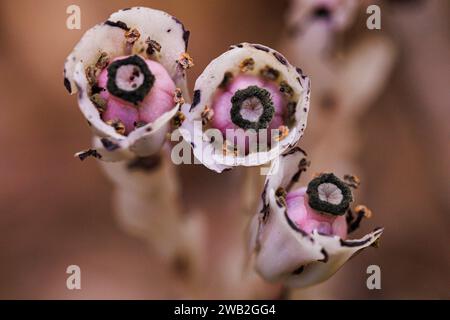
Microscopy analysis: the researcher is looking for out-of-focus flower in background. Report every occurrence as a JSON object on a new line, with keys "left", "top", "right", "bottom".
{"left": 249, "top": 148, "right": 382, "bottom": 288}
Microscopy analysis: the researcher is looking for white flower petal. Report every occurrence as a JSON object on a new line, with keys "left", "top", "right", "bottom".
{"left": 65, "top": 7, "right": 190, "bottom": 160}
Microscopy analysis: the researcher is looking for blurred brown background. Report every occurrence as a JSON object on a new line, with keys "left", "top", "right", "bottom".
{"left": 0, "top": 0, "right": 448, "bottom": 299}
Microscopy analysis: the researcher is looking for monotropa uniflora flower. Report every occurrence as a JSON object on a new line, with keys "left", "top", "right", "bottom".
{"left": 249, "top": 147, "right": 383, "bottom": 288}
{"left": 64, "top": 7, "right": 192, "bottom": 161}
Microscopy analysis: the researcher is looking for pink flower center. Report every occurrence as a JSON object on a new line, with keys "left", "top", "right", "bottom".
{"left": 96, "top": 55, "right": 176, "bottom": 135}
{"left": 286, "top": 187, "right": 348, "bottom": 239}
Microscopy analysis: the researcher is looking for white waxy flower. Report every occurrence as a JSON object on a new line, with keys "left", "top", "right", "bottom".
{"left": 64, "top": 7, "right": 192, "bottom": 161}
{"left": 180, "top": 43, "right": 311, "bottom": 172}
{"left": 249, "top": 147, "right": 383, "bottom": 288}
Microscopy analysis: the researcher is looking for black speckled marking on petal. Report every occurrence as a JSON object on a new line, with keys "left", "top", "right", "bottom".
{"left": 260, "top": 181, "right": 270, "bottom": 221}
{"left": 100, "top": 138, "right": 120, "bottom": 151}
{"left": 273, "top": 51, "right": 287, "bottom": 65}
{"left": 285, "top": 154, "right": 310, "bottom": 191}
{"left": 319, "top": 248, "right": 329, "bottom": 263}
{"left": 171, "top": 16, "right": 190, "bottom": 50}
{"left": 252, "top": 44, "right": 270, "bottom": 52}
{"left": 296, "top": 67, "right": 308, "bottom": 81}
{"left": 340, "top": 237, "right": 372, "bottom": 248}
{"left": 64, "top": 77, "right": 72, "bottom": 94}
{"left": 183, "top": 30, "right": 190, "bottom": 51}
{"left": 77, "top": 149, "right": 102, "bottom": 161}
{"left": 91, "top": 84, "right": 104, "bottom": 95}
{"left": 190, "top": 89, "right": 201, "bottom": 111}
{"left": 284, "top": 209, "right": 309, "bottom": 237}
{"left": 134, "top": 121, "right": 147, "bottom": 129}
{"left": 104, "top": 20, "right": 130, "bottom": 31}
{"left": 292, "top": 265, "right": 305, "bottom": 275}
{"left": 290, "top": 165, "right": 303, "bottom": 184}
{"left": 275, "top": 198, "right": 284, "bottom": 208}
{"left": 171, "top": 16, "right": 182, "bottom": 25}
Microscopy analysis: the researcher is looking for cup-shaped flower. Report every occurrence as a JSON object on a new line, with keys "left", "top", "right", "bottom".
{"left": 249, "top": 147, "right": 383, "bottom": 288}
{"left": 288, "top": 0, "right": 359, "bottom": 34}
{"left": 64, "top": 7, "right": 192, "bottom": 161}
{"left": 179, "top": 43, "right": 310, "bottom": 172}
